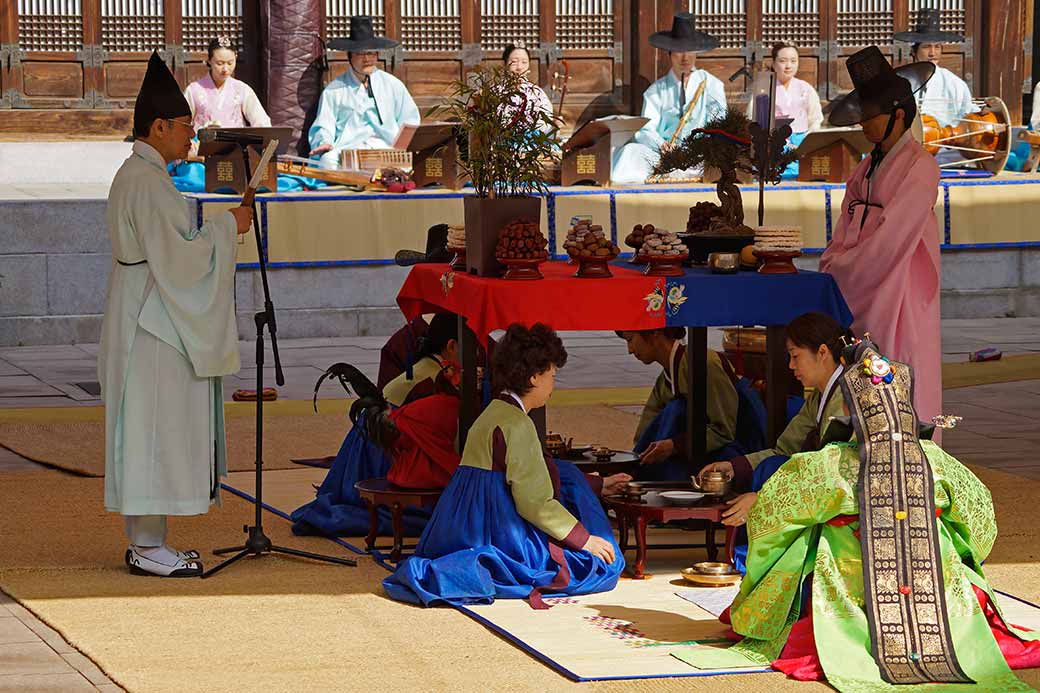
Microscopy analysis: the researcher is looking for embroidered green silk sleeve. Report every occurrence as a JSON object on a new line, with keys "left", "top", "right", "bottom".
{"left": 745, "top": 387, "right": 847, "bottom": 468}
{"left": 672, "top": 442, "right": 1036, "bottom": 692}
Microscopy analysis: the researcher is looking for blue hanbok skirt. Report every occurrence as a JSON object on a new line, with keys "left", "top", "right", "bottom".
{"left": 383, "top": 459, "right": 623, "bottom": 607}
{"left": 632, "top": 399, "right": 747, "bottom": 481}
{"left": 290, "top": 414, "right": 430, "bottom": 538}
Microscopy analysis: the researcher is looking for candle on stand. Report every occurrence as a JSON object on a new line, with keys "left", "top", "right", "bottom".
{"left": 753, "top": 93, "right": 771, "bottom": 130}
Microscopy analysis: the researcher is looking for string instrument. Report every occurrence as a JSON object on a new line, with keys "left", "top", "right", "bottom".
{"left": 550, "top": 59, "right": 571, "bottom": 126}
{"left": 918, "top": 97, "right": 1010, "bottom": 172}
{"left": 920, "top": 113, "right": 948, "bottom": 155}
{"left": 276, "top": 156, "right": 415, "bottom": 192}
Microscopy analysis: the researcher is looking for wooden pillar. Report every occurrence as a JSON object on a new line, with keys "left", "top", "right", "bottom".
{"left": 241, "top": 0, "right": 262, "bottom": 94}
{"left": 260, "top": 0, "right": 324, "bottom": 155}
{"left": 981, "top": 0, "right": 1026, "bottom": 123}
{"left": 385, "top": 0, "right": 402, "bottom": 44}
{"left": 633, "top": 1, "right": 655, "bottom": 113}
{"left": 461, "top": 0, "right": 479, "bottom": 47}
{"left": 747, "top": 0, "right": 762, "bottom": 53}
{"left": 0, "top": 0, "right": 22, "bottom": 106}
{"left": 821, "top": 0, "right": 839, "bottom": 100}
{"left": 539, "top": 0, "right": 557, "bottom": 84}
{"left": 963, "top": 0, "right": 982, "bottom": 94}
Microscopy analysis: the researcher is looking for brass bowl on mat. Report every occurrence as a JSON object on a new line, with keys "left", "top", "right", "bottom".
{"left": 681, "top": 566, "right": 741, "bottom": 586}
{"left": 692, "top": 561, "right": 737, "bottom": 575}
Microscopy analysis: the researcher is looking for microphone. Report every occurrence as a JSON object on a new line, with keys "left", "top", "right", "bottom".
{"left": 198, "top": 129, "right": 264, "bottom": 145}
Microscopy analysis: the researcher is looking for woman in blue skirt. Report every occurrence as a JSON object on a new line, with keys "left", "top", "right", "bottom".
{"left": 384, "top": 323, "right": 630, "bottom": 608}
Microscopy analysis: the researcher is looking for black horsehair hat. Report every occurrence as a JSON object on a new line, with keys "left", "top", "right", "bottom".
{"left": 828, "top": 46, "right": 935, "bottom": 127}
{"left": 894, "top": 7, "right": 965, "bottom": 44}
{"left": 329, "top": 15, "right": 399, "bottom": 52}
{"left": 134, "top": 51, "right": 191, "bottom": 135}
{"left": 649, "top": 13, "right": 719, "bottom": 53}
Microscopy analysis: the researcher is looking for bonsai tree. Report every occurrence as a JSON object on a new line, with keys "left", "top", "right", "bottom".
{"left": 431, "top": 66, "right": 560, "bottom": 198}
{"left": 654, "top": 109, "right": 797, "bottom": 233}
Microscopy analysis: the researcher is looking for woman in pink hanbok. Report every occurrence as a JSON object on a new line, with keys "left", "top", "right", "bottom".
{"left": 820, "top": 47, "right": 943, "bottom": 425}
{"left": 170, "top": 36, "right": 272, "bottom": 192}
{"left": 184, "top": 36, "right": 270, "bottom": 136}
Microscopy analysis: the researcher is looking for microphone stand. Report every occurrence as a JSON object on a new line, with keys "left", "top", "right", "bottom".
{"left": 203, "top": 141, "right": 357, "bottom": 578}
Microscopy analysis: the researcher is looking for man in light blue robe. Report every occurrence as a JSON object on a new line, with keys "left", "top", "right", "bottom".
{"left": 308, "top": 16, "right": 420, "bottom": 169}
{"left": 612, "top": 13, "right": 727, "bottom": 184}
{"left": 896, "top": 7, "right": 974, "bottom": 168}
{"left": 99, "top": 52, "right": 252, "bottom": 578}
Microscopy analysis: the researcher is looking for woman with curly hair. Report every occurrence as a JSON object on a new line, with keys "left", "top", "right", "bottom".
{"left": 384, "top": 323, "right": 630, "bottom": 608}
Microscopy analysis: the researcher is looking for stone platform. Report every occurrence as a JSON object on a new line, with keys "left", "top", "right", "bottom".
{"left": 1, "top": 180, "right": 1039, "bottom": 346}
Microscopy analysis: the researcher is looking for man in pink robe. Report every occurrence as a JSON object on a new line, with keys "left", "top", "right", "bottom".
{"left": 820, "top": 47, "right": 943, "bottom": 424}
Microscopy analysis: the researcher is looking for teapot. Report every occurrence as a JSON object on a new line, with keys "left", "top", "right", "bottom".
{"left": 690, "top": 469, "right": 732, "bottom": 496}
{"left": 544, "top": 432, "right": 572, "bottom": 455}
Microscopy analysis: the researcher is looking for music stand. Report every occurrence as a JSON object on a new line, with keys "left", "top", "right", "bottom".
{"left": 795, "top": 128, "right": 871, "bottom": 182}
{"left": 202, "top": 134, "right": 357, "bottom": 579}
{"left": 395, "top": 122, "right": 467, "bottom": 188}
{"left": 198, "top": 127, "right": 293, "bottom": 194}
{"left": 560, "top": 115, "right": 648, "bottom": 186}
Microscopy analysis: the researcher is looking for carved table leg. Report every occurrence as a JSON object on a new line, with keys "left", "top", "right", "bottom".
{"left": 365, "top": 501, "right": 379, "bottom": 552}
{"left": 617, "top": 510, "right": 630, "bottom": 555}
{"left": 390, "top": 502, "right": 404, "bottom": 563}
{"left": 706, "top": 521, "right": 718, "bottom": 562}
{"left": 724, "top": 524, "right": 737, "bottom": 566}
{"left": 633, "top": 514, "right": 649, "bottom": 579}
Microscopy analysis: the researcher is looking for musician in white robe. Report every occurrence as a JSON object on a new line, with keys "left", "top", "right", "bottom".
{"left": 895, "top": 7, "right": 973, "bottom": 129}
{"left": 612, "top": 13, "right": 727, "bottom": 184}
{"left": 308, "top": 16, "right": 420, "bottom": 169}
{"left": 99, "top": 52, "right": 252, "bottom": 578}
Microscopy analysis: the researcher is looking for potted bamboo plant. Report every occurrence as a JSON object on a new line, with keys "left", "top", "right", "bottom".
{"left": 432, "top": 66, "right": 560, "bottom": 276}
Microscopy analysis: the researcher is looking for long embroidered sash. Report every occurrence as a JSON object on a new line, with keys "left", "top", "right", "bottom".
{"left": 841, "top": 344, "right": 971, "bottom": 685}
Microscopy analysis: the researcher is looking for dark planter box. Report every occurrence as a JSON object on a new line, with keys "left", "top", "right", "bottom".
{"left": 464, "top": 196, "right": 543, "bottom": 276}
{"left": 680, "top": 233, "right": 755, "bottom": 265}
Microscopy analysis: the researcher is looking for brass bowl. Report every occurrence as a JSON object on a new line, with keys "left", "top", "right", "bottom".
{"left": 708, "top": 252, "right": 740, "bottom": 274}
{"left": 681, "top": 567, "right": 742, "bottom": 586}
{"left": 692, "top": 561, "right": 738, "bottom": 576}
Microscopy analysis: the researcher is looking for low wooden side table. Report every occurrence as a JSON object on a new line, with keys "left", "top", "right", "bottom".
{"left": 603, "top": 495, "right": 737, "bottom": 579}
{"left": 354, "top": 478, "right": 442, "bottom": 562}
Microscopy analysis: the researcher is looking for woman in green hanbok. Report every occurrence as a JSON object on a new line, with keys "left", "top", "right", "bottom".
{"left": 675, "top": 337, "right": 1040, "bottom": 691}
